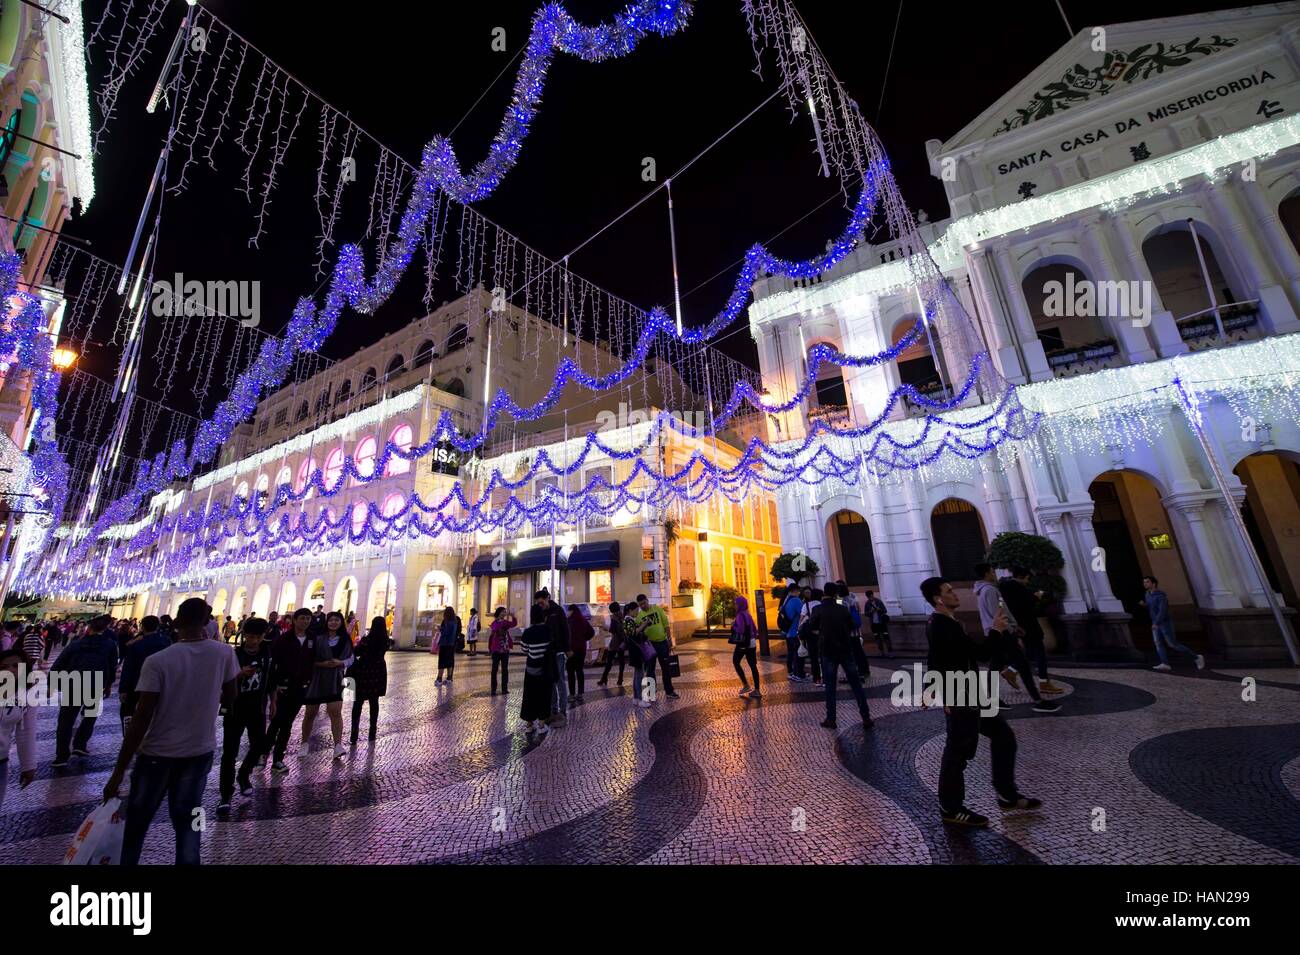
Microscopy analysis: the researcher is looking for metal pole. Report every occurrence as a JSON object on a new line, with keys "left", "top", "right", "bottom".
{"left": 666, "top": 179, "right": 684, "bottom": 336}
{"left": 1186, "top": 218, "right": 1226, "bottom": 340}
{"left": 1174, "top": 379, "right": 1299, "bottom": 664}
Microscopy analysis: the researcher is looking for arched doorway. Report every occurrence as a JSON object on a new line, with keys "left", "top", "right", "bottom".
{"left": 418, "top": 570, "right": 454, "bottom": 613}
{"left": 277, "top": 580, "right": 297, "bottom": 614}
{"left": 305, "top": 578, "right": 326, "bottom": 611}
{"left": 1142, "top": 223, "right": 1247, "bottom": 348}
{"left": 1088, "top": 470, "right": 1199, "bottom": 650}
{"left": 930, "top": 498, "right": 987, "bottom": 581}
{"left": 334, "top": 576, "right": 359, "bottom": 618}
{"left": 825, "top": 509, "right": 879, "bottom": 587}
{"left": 230, "top": 586, "right": 248, "bottom": 619}
{"left": 212, "top": 587, "right": 229, "bottom": 621}
{"left": 368, "top": 573, "right": 397, "bottom": 626}
{"left": 1232, "top": 451, "right": 1300, "bottom": 609}
{"left": 1021, "top": 262, "right": 1112, "bottom": 366}
{"left": 892, "top": 316, "right": 946, "bottom": 405}
{"left": 251, "top": 584, "right": 271, "bottom": 618}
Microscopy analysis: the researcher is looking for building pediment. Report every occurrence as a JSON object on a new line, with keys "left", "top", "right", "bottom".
{"left": 941, "top": 3, "right": 1300, "bottom": 154}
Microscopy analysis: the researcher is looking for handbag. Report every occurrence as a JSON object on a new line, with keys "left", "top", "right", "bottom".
{"left": 797, "top": 642, "right": 809, "bottom": 658}
{"left": 63, "top": 798, "right": 125, "bottom": 865}
{"left": 639, "top": 639, "right": 657, "bottom": 663}
{"left": 667, "top": 654, "right": 681, "bottom": 678}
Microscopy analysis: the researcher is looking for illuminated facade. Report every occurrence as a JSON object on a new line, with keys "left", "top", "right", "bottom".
{"left": 750, "top": 5, "right": 1300, "bottom": 661}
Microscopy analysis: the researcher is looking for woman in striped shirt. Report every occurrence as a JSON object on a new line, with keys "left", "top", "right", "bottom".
{"left": 518, "top": 623, "right": 555, "bottom": 735}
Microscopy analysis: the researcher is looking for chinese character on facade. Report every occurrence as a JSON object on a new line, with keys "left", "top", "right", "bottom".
{"left": 1017, "top": 181, "right": 1037, "bottom": 200}
{"left": 1258, "top": 99, "right": 1284, "bottom": 119}
{"left": 1129, "top": 142, "right": 1151, "bottom": 162}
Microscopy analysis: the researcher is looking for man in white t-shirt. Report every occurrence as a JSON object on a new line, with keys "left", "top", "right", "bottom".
{"left": 105, "top": 597, "right": 238, "bottom": 865}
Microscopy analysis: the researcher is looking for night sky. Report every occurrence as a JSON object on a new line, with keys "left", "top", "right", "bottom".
{"left": 67, "top": 0, "right": 1249, "bottom": 438}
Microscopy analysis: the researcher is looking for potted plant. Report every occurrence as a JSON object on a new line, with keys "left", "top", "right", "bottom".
{"left": 770, "top": 552, "right": 820, "bottom": 589}
{"left": 984, "top": 532, "right": 1068, "bottom": 651}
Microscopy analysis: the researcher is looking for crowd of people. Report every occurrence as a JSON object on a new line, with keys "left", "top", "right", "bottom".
{"left": 0, "top": 565, "right": 1203, "bottom": 857}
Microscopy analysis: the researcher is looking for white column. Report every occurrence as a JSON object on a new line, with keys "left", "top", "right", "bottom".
{"left": 966, "top": 249, "right": 1027, "bottom": 384}
{"left": 1165, "top": 497, "right": 1241, "bottom": 609}
{"left": 1067, "top": 506, "right": 1125, "bottom": 613}
{"left": 1201, "top": 182, "right": 1300, "bottom": 334}
{"left": 1038, "top": 512, "right": 1090, "bottom": 615}
{"left": 1113, "top": 213, "right": 1188, "bottom": 357}
{"left": 979, "top": 456, "right": 1013, "bottom": 535}
{"left": 1239, "top": 176, "right": 1300, "bottom": 310}
{"left": 864, "top": 480, "right": 902, "bottom": 609}
{"left": 991, "top": 245, "right": 1052, "bottom": 382}
{"left": 1079, "top": 213, "right": 1159, "bottom": 362}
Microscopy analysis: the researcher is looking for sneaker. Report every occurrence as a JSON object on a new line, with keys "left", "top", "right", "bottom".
{"left": 1152, "top": 663, "right": 1172, "bottom": 672}
{"left": 997, "top": 793, "right": 1043, "bottom": 811}
{"left": 216, "top": 799, "right": 231, "bottom": 814}
{"left": 271, "top": 761, "right": 289, "bottom": 774}
{"left": 1039, "top": 680, "right": 1066, "bottom": 695}
{"left": 666, "top": 692, "right": 680, "bottom": 700}
{"left": 738, "top": 685, "right": 750, "bottom": 696}
{"left": 820, "top": 719, "right": 838, "bottom": 729}
{"left": 1031, "top": 699, "right": 1062, "bottom": 713}
{"left": 1001, "top": 669, "right": 1021, "bottom": 691}
{"left": 748, "top": 689, "right": 762, "bottom": 699}
{"left": 536, "top": 720, "right": 550, "bottom": 735}
{"left": 72, "top": 746, "right": 90, "bottom": 757}
{"left": 941, "top": 806, "right": 990, "bottom": 828}
{"left": 52, "top": 757, "right": 69, "bottom": 768}
{"left": 596, "top": 679, "right": 607, "bottom": 687}
{"left": 255, "top": 756, "right": 268, "bottom": 769}
{"left": 237, "top": 777, "right": 254, "bottom": 798}
{"left": 637, "top": 699, "right": 652, "bottom": 708}
{"left": 787, "top": 673, "right": 797, "bottom": 682}
{"left": 333, "top": 743, "right": 347, "bottom": 759}
{"left": 1194, "top": 654, "right": 1205, "bottom": 670}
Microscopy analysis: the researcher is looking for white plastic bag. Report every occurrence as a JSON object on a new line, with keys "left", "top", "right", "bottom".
{"left": 63, "top": 798, "right": 125, "bottom": 865}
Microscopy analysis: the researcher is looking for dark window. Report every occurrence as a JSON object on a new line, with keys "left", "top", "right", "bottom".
{"left": 445, "top": 324, "right": 469, "bottom": 353}
{"left": 314, "top": 389, "right": 331, "bottom": 415}
{"left": 333, "top": 379, "right": 352, "bottom": 407}
{"left": 386, "top": 354, "right": 406, "bottom": 378}
{"left": 360, "top": 368, "right": 378, "bottom": 392}
{"left": 295, "top": 401, "right": 309, "bottom": 423}
{"left": 444, "top": 377, "right": 465, "bottom": 397}
{"left": 833, "top": 511, "right": 878, "bottom": 586}
{"left": 815, "top": 373, "right": 847, "bottom": 407}
{"left": 413, "top": 340, "right": 436, "bottom": 365}
{"left": 930, "top": 499, "right": 987, "bottom": 581}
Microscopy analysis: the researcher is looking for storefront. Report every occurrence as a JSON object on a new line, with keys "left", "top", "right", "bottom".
{"left": 471, "top": 540, "right": 621, "bottom": 616}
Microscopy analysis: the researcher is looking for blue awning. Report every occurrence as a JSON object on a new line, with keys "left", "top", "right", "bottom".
{"left": 511, "top": 547, "right": 564, "bottom": 572}
{"left": 469, "top": 554, "right": 501, "bottom": 577}
{"left": 566, "top": 540, "right": 620, "bottom": 569}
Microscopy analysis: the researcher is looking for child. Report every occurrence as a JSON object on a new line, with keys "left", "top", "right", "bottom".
{"left": 466, "top": 608, "right": 481, "bottom": 656}
{"left": 488, "top": 607, "right": 516, "bottom": 695}
{"left": 220, "top": 617, "right": 274, "bottom": 810}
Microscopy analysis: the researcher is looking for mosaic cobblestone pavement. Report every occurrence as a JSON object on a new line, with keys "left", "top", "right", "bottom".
{"left": 2, "top": 642, "right": 1296, "bottom": 864}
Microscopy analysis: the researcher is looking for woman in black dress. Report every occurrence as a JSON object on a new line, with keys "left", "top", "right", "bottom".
{"left": 301, "top": 611, "right": 354, "bottom": 759}
{"left": 348, "top": 616, "right": 389, "bottom": 745}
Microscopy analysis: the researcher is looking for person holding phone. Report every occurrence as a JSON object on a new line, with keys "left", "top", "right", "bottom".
{"left": 974, "top": 563, "right": 1059, "bottom": 714}
{"left": 220, "top": 617, "right": 274, "bottom": 810}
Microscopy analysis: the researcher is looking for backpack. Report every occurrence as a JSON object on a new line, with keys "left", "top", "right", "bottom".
{"left": 776, "top": 596, "right": 795, "bottom": 632}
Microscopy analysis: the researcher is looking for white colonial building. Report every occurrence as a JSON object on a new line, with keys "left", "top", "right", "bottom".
{"left": 750, "top": 3, "right": 1300, "bottom": 662}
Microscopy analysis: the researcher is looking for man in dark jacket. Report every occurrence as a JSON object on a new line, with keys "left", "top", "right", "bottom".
{"left": 816, "top": 584, "right": 873, "bottom": 731}
{"left": 536, "top": 590, "right": 570, "bottom": 724}
{"left": 921, "top": 577, "right": 1041, "bottom": 829}
{"left": 257, "top": 607, "right": 317, "bottom": 773}
{"left": 51, "top": 614, "right": 117, "bottom": 766}
{"left": 998, "top": 567, "right": 1063, "bottom": 694}
{"left": 118, "top": 615, "right": 171, "bottom": 728}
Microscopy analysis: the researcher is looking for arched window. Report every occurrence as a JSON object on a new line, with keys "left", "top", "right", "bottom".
{"left": 235, "top": 481, "right": 249, "bottom": 505}
{"left": 0, "top": 109, "right": 22, "bottom": 169}
{"left": 333, "top": 379, "right": 352, "bottom": 407}
{"left": 443, "top": 377, "right": 465, "bottom": 397}
{"left": 413, "top": 339, "right": 436, "bottom": 366}
{"left": 324, "top": 447, "right": 345, "bottom": 490}
{"left": 351, "top": 501, "right": 368, "bottom": 537}
{"left": 354, "top": 435, "right": 378, "bottom": 479}
{"left": 254, "top": 473, "right": 270, "bottom": 497}
{"left": 360, "top": 367, "right": 378, "bottom": 392}
{"left": 297, "top": 457, "right": 319, "bottom": 498}
{"left": 381, "top": 493, "right": 404, "bottom": 518}
{"left": 313, "top": 388, "right": 331, "bottom": 415}
{"left": 445, "top": 324, "right": 469, "bottom": 353}
{"left": 295, "top": 400, "right": 309, "bottom": 422}
{"left": 385, "top": 354, "right": 406, "bottom": 379}
{"left": 893, "top": 317, "right": 945, "bottom": 401}
{"left": 386, "top": 423, "right": 414, "bottom": 476}
{"left": 1022, "top": 262, "right": 1110, "bottom": 364}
